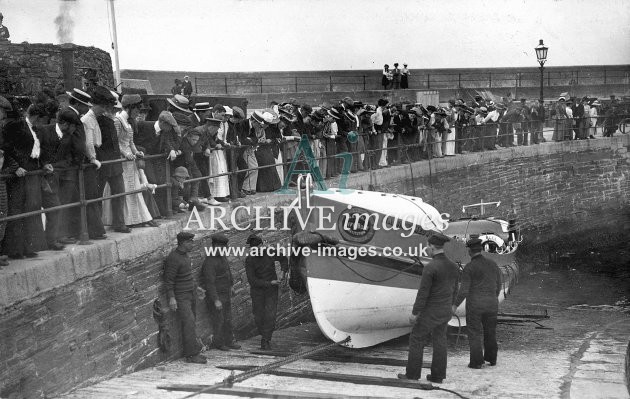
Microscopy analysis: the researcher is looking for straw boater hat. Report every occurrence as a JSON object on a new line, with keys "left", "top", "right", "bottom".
{"left": 223, "top": 105, "right": 233, "bottom": 116}
{"left": 167, "top": 94, "right": 192, "bottom": 113}
{"left": 262, "top": 109, "right": 279, "bottom": 124}
{"left": 66, "top": 88, "right": 93, "bottom": 106}
{"left": 251, "top": 110, "right": 267, "bottom": 124}
{"left": 192, "top": 102, "right": 211, "bottom": 112}
{"left": 279, "top": 106, "right": 297, "bottom": 122}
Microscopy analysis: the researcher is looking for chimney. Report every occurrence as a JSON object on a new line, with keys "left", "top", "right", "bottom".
{"left": 61, "top": 44, "right": 76, "bottom": 90}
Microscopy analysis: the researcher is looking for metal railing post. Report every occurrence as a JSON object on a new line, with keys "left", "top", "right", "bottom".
{"left": 604, "top": 69, "right": 607, "bottom": 84}
{"left": 225, "top": 77, "right": 228, "bottom": 94}
{"left": 427, "top": 74, "right": 430, "bottom": 89}
{"left": 228, "top": 147, "right": 239, "bottom": 200}
{"left": 547, "top": 71, "right": 550, "bottom": 87}
{"left": 260, "top": 78, "right": 263, "bottom": 94}
{"left": 164, "top": 157, "right": 173, "bottom": 218}
{"left": 575, "top": 70, "right": 579, "bottom": 85}
{"left": 363, "top": 75, "right": 366, "bottom": 91}
{"left": 489, "top": 73, "right": 492, "bottom": 88}
{"left": 330, "top": 76, "right": 333, "bottom": 92}
{"left": 77, "top": 165, "right": 90, "bottom": 245}
{"left": 295, "top": 76, "right": 298, "bottom": 92}
{"left": 194, "top": 77, "right": 198, "bottom": 94}
{"left": 458, "top": 73, "right": 461, "bottom": 88}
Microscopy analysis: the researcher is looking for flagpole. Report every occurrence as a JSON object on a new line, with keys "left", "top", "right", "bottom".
{"left": 107, "top": 0, "right": 121, "bottom": 89}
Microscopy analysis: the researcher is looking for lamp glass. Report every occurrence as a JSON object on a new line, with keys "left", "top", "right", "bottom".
{"left": 535, "top": 40, "right": 548, "bottom": 63}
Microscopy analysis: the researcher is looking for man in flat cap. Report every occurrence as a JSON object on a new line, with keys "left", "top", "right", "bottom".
{"left": 245, "top": 233, "right": 288, "bottom": 350}
{"left": 163, "top": 231, "right": 206, "bottom": 364}
{"left": 453, "top": 236, "right": 502, "bottom": 369}
{"left": 399, "top": 232, "right": 459, "bottom": 383}
{"left": 200, "top": 233, "right": 241, "bottom": 351}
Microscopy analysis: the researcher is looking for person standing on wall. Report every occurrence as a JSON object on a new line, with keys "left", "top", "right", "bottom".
{"left": 453, "top": 237, "right": 503, "bottom": 369}
{"left": 164, "top": 231, "right": 207, "bottom": 364}
{"left": 200, "top": 233, "right": 241, "bottom": 351}
{"left": 182, "top": 76, "right": 193, "bottom": 97}
{"left": 398, "top": 233, "right": 460, "bottom": 383}
{"left": 0, "top": 13, "right": 10, "bottom": 42}
{"left": 401, "top": 63, "right": 410, "bottom": 89}
{"left": 392, "top": 63, "right": 401, "bottom": 89}
{"left": 245, "top": 233, "right": 288, "bottom": 350}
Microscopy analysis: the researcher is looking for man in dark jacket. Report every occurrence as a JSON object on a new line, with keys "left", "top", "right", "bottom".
{"left": 399, "top": 232, "right": 459, "bottom": 383}
{"left": 163, "top": 231, "right": 206, "bottom": 364}
{"left": 453, "top": 237, "right": 502, "bottom": 368}
{"left": 200, "top": 233, "right": 241, "bottom": 351}
{"left": 245, "top": 233, "right": 288, "bottom": 350}
{"left": 95, "top": 95, "right": 129, "bottom": 233}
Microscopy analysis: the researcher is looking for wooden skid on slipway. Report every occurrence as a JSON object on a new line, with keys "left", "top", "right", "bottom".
{"left": 216, "top": 365, "right": 434, "bottom": 390}
{"left": 248, "top": 350, "right": 429, "bottom": 368}
{"left": 158, "top": 384, "right": 395, "bottom": 399}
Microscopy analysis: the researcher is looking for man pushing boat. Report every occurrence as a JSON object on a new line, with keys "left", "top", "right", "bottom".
{"left": 398, "top": 232, "right": 459, "bottom": 383}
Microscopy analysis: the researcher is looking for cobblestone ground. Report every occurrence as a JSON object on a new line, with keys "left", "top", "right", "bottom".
{"left": 62, "top": 246, "right": 629, "bottom": 399}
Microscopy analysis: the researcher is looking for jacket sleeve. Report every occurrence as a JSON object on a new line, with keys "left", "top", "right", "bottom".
{"left": 455, "top": 264, "right": 472, "bottom": 306}
{"left": 163, "top": 252, "right": 180, "bottom": 300}
{"left": 201, "top": 257, "right": 219, "bottom": 302}
{"left": 412, "top": 265, "right": 434, "bottom": 315}
{"left": 495, "top": 264, "right": 503, "bottom": 298}
{"left": 81, "top": 116, "right": 98, "bottom": 161}
{"left": 245, "top": 257, "right": 272, "bottom": 288}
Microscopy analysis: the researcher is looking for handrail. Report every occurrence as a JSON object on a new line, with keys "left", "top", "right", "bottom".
{"left": 0, "top": 113, "right": 627, "bottom": 230}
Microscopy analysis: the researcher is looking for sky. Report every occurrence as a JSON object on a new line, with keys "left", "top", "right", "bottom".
{"left": 1, "top": 0, "right": 630, "bottom": 73}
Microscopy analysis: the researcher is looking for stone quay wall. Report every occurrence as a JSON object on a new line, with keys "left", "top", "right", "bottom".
{"left": 0, "top": 135, "right": 628, "bottom": 398}
{"left": 0, "top": 42, "right": 114, "bottom": 95}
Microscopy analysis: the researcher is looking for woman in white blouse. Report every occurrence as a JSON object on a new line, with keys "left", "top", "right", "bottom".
{"left": 114, "top": 95, "right": 156, "bottom": 227}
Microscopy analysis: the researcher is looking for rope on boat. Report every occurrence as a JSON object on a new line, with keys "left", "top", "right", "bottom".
{"left": 178, "top": 336, "right": 351, "bottom": 398}
{"left": 335, "top": 254, "right": 420, "bottom": 283}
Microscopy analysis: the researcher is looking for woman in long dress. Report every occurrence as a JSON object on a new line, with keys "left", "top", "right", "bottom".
{"left": 322, "top": 109, "right": 339, "bottom": 178}
{"left": 255, "top": 117, "right": 282, "bottom": 193}
{"left": 552, "top": 98, "right": 568, "bottom": 142}
{"left": 208, "top": 119, "right": 231, "bottom": 199}
{"left": 114, "top": 95, "right": 156, "bottom": 227}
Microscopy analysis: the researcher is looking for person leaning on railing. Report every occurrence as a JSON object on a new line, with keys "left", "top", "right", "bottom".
{"left": 530, "top": 99, "right": 545, "bottom": 144}
{"left": 0, "top": 95, "right": 18, "bottom": 266}
{"left": 173, "top": 126, "right": 207, "bottom": 211}
{"left": 1, "top": 118, "right": 47, "bottom": 258}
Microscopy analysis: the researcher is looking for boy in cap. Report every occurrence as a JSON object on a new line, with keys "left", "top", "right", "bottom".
{"left": 399, "top": 232, "right": 459, "bottom": 383}
{"left": 164, "top": 231, "right": 206, "bottom": 364}
{"left": 200, "top": 233, "right": 241, "bottom": 351}
{"left": 173, "top": 127, "right": 206, "bottom": 211}
{"left": 245, "top": 233, "right": 288, "bottom": 350}
{"left": 453, "top": 237, "right": 502, "bottom": 368}
{"left": 171, "top": 166, "right": 190, "bottom": 213}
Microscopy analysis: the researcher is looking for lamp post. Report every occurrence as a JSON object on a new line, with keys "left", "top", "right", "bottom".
{"left": 535, "top": 39, "right": 548, "bottom": 104}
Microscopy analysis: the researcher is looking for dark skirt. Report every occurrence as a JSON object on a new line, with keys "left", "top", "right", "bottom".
{"left": 255, "top": 146, "right": 281, "bottom": 192}
{"left": 324, "top": 138, "right": 337, "bottom": 178}
{"left": 401, "top": 75, "right": 409, "bottom": 89}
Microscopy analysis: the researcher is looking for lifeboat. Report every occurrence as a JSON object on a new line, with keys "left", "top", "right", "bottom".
{"left": 289, "top": 176, "right": 521, "bottom": 348}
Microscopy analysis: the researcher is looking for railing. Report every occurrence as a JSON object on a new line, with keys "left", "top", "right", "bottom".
{"left": 193, "top": 67, "right": 630, "bottom": 95}
{"left": 0, "top": 114, "right": 628, "bottom": 250}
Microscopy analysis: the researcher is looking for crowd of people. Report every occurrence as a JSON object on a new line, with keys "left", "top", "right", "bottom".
{"left": 0, "top": 86, "right": 626, "bottom": 268}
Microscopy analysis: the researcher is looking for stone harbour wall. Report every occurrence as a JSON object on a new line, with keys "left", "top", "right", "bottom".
{"left": 0, "top": 135, "right": 628, "bottom": 398}
{"left": 0, "top": 42, "right": 114, "bottom": 95}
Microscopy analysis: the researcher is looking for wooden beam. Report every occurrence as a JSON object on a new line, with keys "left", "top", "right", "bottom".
{"left": 157, "top": 384, "right": 396, "bottom": 399}
{"left": 248, "top": 350, "right": 431, "bottom": 368}
{"left": 216, "top": 365, "right": 435, "bottom": 390}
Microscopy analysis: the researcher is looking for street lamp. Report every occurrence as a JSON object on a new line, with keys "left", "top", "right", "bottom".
{"left": 535, "top": 39, "right": 548, "bottom": 103}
